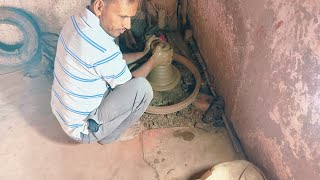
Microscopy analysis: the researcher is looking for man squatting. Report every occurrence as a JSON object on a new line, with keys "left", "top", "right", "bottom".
{"left": 51, "top": 0, "right": 173, "bottom": 144}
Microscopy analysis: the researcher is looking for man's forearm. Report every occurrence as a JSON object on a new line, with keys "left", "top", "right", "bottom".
{"left": 123, "top": 52, "right": 146, "bottom": 64}
{"left": 131, "top": 56, "right": 156, "bottom": 78}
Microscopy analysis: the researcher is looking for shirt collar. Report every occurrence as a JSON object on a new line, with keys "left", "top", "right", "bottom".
{"left": 80, "top": 7, "right": 115, "bottom": 40}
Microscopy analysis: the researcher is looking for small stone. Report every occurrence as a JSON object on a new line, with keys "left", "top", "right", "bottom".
{"left": 184, "top": 29, "right": 193, "bottom": 41}
{"left": 181, "top": 84, "right": 189, "bottom": 92}
{"left": 154, "top": 159, "right": 160, "bottom": 164}
{"left": 200, "top": 79, "right": 209, "bottom": 86}
{"left": 192, "top": 93, "right": 214, "bottom": 112}
{"left": 183, "top": 74, "right": 194, "bottom": 85}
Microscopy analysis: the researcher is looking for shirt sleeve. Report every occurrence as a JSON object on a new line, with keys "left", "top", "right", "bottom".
{"left": 94, "top": 51, "right": 132, "bottom": 89}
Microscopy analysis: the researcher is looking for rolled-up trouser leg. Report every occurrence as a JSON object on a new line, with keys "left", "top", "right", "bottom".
{"left": 79, "top": 77, "right": 153, "bottom": 144}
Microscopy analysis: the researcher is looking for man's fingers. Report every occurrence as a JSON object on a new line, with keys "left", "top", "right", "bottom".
{"left": 153, "top": 45, "right": 162, "bottom": 53}
{"left": 147, "top": 35, "right": 156, "bottom": 41}
{"left": 146, "top": 35, "right": 156, "bottom": 44}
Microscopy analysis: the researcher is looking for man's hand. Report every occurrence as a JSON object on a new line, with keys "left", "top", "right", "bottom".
{"left": 143, "top": 35, "right": 158, "bottom": 54}
{"left": 131, "top": 42, "right": 174, "bottom": 78}
{"left": 150, "top": 44, "right": 174, "bottom": 66}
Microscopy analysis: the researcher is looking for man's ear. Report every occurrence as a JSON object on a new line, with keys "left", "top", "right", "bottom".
{"left": 92, "top": 0, "right": 105, "bottom": 17}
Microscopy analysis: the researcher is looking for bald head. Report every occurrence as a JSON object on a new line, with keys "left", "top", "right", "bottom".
{"left": 90, "top": 0, "right": 139, "bottom": 37}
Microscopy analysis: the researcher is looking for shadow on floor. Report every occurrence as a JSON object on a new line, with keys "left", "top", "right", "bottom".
{"left": 0, "top": 70, "right": 79, "bottom": 145}
{"left": 188, "top": 168, "right": 210, "bottom": 180}
{"left": 0, "top": 7, "right": 76, "bottom": 144}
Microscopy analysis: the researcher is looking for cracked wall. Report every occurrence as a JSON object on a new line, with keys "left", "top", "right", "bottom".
{"left": 189, "top": 0, "right": 320, "bottom": 179}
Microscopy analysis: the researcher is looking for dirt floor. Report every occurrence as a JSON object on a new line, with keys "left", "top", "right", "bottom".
{"left": 142, "top": 105, "right": 200, "bottom": 129}
{"left": 0, "top": 31, "right": 245, "bottom": 180}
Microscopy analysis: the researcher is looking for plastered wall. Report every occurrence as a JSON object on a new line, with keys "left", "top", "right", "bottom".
{"left": 189, "top": 0, "right": 320, "bottom": 179}
{"left": 1, "top": 0, "right": 89, "bottom": 33}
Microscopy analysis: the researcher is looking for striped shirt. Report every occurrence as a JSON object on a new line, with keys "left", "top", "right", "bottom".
{"left": 51, "top": 8, "right": 132, "bottom": 140}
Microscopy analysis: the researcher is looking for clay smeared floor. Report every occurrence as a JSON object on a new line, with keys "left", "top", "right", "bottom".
{"left": 0, "top": 70, "right": 243, "bottom": 179}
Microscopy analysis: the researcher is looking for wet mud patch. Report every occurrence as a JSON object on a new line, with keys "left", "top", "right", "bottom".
{"left": 173, "top": 130, "right": 195, "bottom": 141}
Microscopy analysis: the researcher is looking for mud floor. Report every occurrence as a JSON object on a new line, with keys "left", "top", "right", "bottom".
{"left": 142, "top": 105, "right": 200, "bottom": 129}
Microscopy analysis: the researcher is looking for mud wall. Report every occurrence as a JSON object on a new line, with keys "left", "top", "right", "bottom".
{"left": 0, "top": 0, "right": 89, "bottom": 33}
{"left": 188, "top": 0, "right": 320, "bottom": 179}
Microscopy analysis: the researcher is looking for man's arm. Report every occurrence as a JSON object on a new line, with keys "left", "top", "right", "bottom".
{"left": 130, "top": 56, "right": 156, "bottom": 77}
{"left": 123, "top": 52, "right": 146, "bottom": 64}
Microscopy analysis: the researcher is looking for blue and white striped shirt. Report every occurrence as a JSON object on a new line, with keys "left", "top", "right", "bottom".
{"left": 51, "top": 8, "right": 132, "bottom": 140}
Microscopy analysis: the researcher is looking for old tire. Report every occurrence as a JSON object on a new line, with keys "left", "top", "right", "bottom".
{"left": 0, "top": 7, "right": 40, "bottom": 69}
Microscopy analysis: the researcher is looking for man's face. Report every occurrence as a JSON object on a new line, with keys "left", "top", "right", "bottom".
{"left": 98, "top": 0, "right": 138, "bottom": 38}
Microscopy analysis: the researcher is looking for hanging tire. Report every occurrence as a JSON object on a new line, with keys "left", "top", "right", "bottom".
{"left": 0, "top": 7, "right": 41, "bottom": 68}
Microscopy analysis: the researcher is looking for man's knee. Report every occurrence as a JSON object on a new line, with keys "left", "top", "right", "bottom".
{"left": 132, "top": 77, "right": 153, "bottom": 100}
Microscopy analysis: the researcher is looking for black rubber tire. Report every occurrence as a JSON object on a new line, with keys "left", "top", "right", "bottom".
{"left": 0, "top": 7, "right": 40, "bottom": 66}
